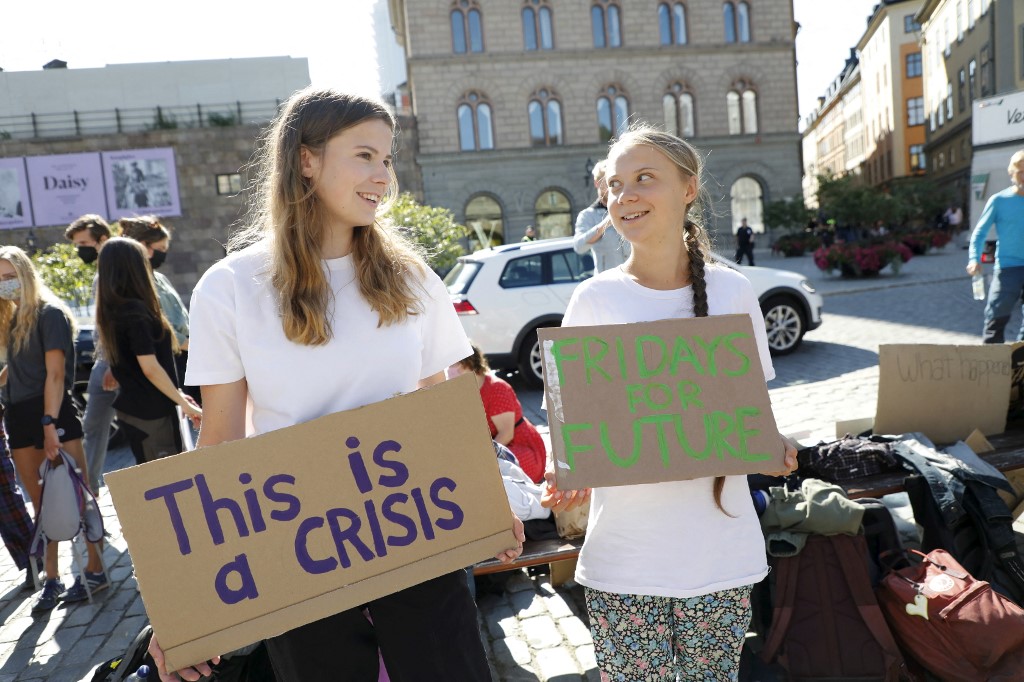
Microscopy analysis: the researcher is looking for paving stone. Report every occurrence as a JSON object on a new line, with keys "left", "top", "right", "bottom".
{"left": 504, "top": 571, "right": 535, "bottom": 593}
{"left": 492, "top": 636, "right": 532, "bottom": 667}
{"left": 61, "top": 633, "right": 107, "bottom": 667}
{"left": 519, "top": 615, "right": 563, "bottom": 649}
{"left": 483, "top": 604, "right": 519, "bottom": 640}
{"left": 509, "top": 590, "right": 547, "bottom": 618}
{"left": 543, "top": 593, "right": 575, "bottom": 619}
{"left": 534, "top": 647, "right": 580, "bottom": 680}
{"left": 575, "top": 643, "right": 597, "bottom": 672}
{"left": 557, "top": 617, "right": 592, "bottom": 647}
{"left": 85, "top": 610, "right": 125, "bottom": 638}
{"left": 0, "top": 617, "right": 34, "bottom": 645}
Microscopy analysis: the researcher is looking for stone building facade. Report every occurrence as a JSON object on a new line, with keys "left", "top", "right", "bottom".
{"left": 387, "top": 0, "right": 802, "bottom": 245}
{"left": 801, "top": 50, "right": 862, "bottom": 207}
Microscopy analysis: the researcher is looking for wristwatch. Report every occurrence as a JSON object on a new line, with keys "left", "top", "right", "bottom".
{"left": 40, "top": 414, "right": 55, "bottom": 426}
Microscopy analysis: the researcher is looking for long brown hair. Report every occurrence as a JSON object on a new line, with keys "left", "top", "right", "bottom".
{"left": 118, "top": 215, "right": 171, "bottom": 247}
{"left": 95, "top": 238, "right": 177, "bottom": 367}
{"left": 229, "top": 87, "right": 426, "bottom": 345}
{"left": 608, "top": 127, "right": 731, "bottom": 513}
{"left": 0, "top": 246, "right": 76, "bottom": 359}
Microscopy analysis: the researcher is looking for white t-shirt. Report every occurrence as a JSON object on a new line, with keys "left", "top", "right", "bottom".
{"left": 185, "top": 242, "right": 471, "bottom": 435}
{"left": 563, "top": 264, "right": 774, "bottom": 599}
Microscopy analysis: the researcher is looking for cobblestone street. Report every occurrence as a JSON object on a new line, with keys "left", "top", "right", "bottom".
{"left": 0, "top": 245, "right": 1005, "bottom": 681}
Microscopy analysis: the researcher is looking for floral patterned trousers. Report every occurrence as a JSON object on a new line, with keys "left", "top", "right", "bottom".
{"left": 584, "top": 584, "right": 752, "bottom": 682}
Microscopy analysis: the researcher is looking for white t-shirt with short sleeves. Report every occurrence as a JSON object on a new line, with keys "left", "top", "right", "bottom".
{"left": 185, "top": 242, "right": 471, "bottom": 435}
{"left": 562, "top": 264, "right": 773, "bottom": 599}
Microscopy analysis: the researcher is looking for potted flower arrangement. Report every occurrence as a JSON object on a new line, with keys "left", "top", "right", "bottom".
{"left": 772, "top": 233, "right": 815, "bottom": 257}
{"left": 813, "top": 240, "right": 913, "bottom": 277}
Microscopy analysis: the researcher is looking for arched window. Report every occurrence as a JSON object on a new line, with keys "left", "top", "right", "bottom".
{"left": 663, "top": 82, "right": 695, "bottom": 137}
{"left": 658, "top": 3, "right": 687, "bottom": 45}
{"left": 528, "top": 88, "right": 563, "bottom": 146}
{"left": 534, "top": 189, "right": 573, "bottom": 238}
{"left": 597, "top": 85, "right": 630, "bottom": 142}
{"left": 456, "top": 91, "right": 494, "bottom": 151}
{"left": 522, "top": 0, "right": 554, "bottom": 50}
{"left": 727, "top": 81, "right": 758, "bottom": 135}
{"left": 592, "top": 1, "right": 622, "bottom": 48}
{"left": 451, "top": 0, "right": 483, "bottom": 54}
{"left": 730, "top": 177, "right": 763, "bottom": 233}
{"left": 723, "top": 2, "right": 750, "bottom": 43}
{"left": 465, "top": 194, "right": 504, "bottom": 248}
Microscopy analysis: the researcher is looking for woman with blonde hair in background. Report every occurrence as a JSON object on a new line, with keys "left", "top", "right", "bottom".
{"left": 148, "top": 86, "right": 524, "bottom": 682}
{"left": 0, "top": 246, "right": 106, "bottom": 611}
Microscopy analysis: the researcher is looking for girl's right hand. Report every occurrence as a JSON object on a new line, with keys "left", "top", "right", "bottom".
{"left": 179, "top": 394, "right": 202, "bottom": 427}
{"left": 540, "top": 471, "right": 591, "bottom": 511}
{"left": 148, "top": 634, "right": 219, "bottom": 682}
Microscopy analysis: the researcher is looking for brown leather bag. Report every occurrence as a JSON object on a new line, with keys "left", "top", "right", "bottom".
{"left": 877, "top": 548, "right": 1024, "bottom": 681}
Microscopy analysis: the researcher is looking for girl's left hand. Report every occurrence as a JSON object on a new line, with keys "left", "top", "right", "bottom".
{"left": 43, "top": 426, "right": 61, "bottom": 461}
{"left": 763, "top": 435, "right": 799, "bottom": 477}
{"left": 494, "top": 514, "right": 525, "bottom": 564}
{"left": 180, "top": 393, "right": 203, "bottom": 427}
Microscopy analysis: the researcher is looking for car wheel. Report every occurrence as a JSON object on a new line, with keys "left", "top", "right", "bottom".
{"left": 517, "top": 328, "right": 546, "bottom": 388}
{"left": 761, "top": 295, "right": 806, "bottom": 356}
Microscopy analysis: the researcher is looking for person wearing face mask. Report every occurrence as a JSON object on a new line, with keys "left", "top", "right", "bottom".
{"left": 0, "top": 246, "right": 107, "bottom": 611}
{"left": 64, "top": 214, "right": 117, "bottom": 494}
{"left": 117, "top": 217, "right": 191, "bottom": 402}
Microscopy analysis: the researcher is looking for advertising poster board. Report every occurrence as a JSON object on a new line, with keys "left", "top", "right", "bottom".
{"left": 106, "top": 374, "right": 516, "bottom": 672}
{"left": 540, "top": 314, "right": 785, "bottom": 490}
{"left": 102, "top": 147, "right": 182, "bottom": 219}
{"left": 0, "top": 157, "right": 33, "bottom": 229}
{"left": 25, "top": 152, "right": 106, "bottom": 227}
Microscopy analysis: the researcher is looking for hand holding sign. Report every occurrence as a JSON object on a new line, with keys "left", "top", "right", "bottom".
{"left": 540, "top": 470, "right": 592, "bottom": 512}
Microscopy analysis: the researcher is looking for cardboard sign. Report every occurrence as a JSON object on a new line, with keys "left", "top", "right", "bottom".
{"left": 875, "top": 344, "right": 1012, "bottom": 443}
{"left": 540, "top": 315, "right": 785, "bottom": 489}
{"left": 106, "top": 374, "right": 516, "bottom": 672}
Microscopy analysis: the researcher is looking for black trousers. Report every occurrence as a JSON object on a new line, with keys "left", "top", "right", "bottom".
{"left": 264, "top": 570, "right": 490, "bottom": 682}
{"left": 734, "top": 243, "right": 755, "bottom": 266}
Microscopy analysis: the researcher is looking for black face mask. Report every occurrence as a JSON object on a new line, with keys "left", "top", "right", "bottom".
{"left": 149, "top": 250, "right": 167, "bottom": 270}
{"left": 77, "top": 245, "right": 98, "bottom": 264}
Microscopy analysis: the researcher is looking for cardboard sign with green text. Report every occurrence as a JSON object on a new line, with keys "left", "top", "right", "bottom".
{"left": 106, "top": 374, "right": 516, "bottom": 672}
{"left": 540, "top": 315, "right": 785, "bottom": 489}
{"left": 875, "top": 344, "right": 1012, "bottom": 443}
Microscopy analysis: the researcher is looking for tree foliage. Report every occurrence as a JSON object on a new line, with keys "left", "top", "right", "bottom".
{"left": 31, "top": 243, "right": 94, "bottom": 315}
{"left": 815, "top": 172, "right": 950, "bottom": 228}
{"left": 385, "top": 192, "right": 468, "bottom": 273}
{"left": 763, "top": 197, "right": 812, "bottom": 234}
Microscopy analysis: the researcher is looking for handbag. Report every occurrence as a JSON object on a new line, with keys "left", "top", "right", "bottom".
{"left": 29, "top": 449, "right": 104, "bottom": 556}
{"left": 876, "top": 548, "right": 1024, "bottom": 681}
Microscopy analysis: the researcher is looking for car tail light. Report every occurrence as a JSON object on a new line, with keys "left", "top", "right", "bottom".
{"left": 981, "top": 252, "right": 994, "bottom": 264}
{"left": 453, "top": 299, "right": 478, "bottom": 315}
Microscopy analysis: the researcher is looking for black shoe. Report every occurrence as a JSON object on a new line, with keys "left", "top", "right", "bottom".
{"left": 21, "top": 568, "right": 40, "bottom": 593}
{"left": 31, "top": 579, "right": 64, "bottom": 613}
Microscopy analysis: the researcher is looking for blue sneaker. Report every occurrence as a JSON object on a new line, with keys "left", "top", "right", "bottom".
{"left": 31, "top": 579, "right": 65, "bottom": 613}
{"left": 61, "top": 571, "right": 109, "bottom": 603}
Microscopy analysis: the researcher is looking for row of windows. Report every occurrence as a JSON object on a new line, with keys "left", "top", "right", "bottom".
{"left": 450, "top": 0, "right": 751, "bottom": 54}
{"left": 464, "top": 175, "right": 766, "bottom": 247}
{"left": 456, "top": 83, "right": 760, "bottom": 150}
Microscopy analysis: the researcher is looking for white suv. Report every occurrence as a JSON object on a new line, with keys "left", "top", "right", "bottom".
{"left": 444, "top": 237, "right": 824, "bottom": 386}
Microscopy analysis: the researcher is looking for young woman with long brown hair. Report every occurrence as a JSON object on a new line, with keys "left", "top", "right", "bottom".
{"left": 543, "top": 127, "right": 797, "bottom": 681}
{"left": 148, "top": 87, "right": 524, "bottom": 682}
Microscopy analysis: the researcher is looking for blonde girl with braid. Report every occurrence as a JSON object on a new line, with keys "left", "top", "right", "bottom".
{"left": 542, "top": 127, "right": 797, "bottom": 681}
{"left": 147, "top": 87, "right": 524, "bottom": 682}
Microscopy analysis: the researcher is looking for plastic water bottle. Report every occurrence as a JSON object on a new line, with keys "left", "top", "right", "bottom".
{"left": 750, "top": 489, "right": 769, "bottom": 516}
{"left": 125, "top": 664, "right": 150, "bottom": 681}
{"left": 972, "top": 273, "right": 986, "bottom": 301}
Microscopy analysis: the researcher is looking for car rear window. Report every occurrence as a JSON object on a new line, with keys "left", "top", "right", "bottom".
{"left": 499, "top": 255, "right": 544, "bottom": 288}
{"left": 443, "top": 261, "right": 482, "bottom": 295}
{"left": 551, "top": 250, "right": 594, "bottom": 283}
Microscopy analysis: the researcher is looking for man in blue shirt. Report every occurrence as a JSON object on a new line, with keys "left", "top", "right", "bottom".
{"left": 968, "top": 150, "right": 1024, "bottom": 343}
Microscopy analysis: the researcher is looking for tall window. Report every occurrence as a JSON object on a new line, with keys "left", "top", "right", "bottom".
{"left": 957, "top": 1, "right": 964, "bottom": 41}
{"left": 597, "top": 85, "right": 629, "bottom": 142}
{"left": 534, "top": 190, "right": 573, "bottom": 238}
{"left": 906, "top": 52, "right": 922, "bottom": 78}
{"left": 658, "top": 3, "right": 687, "bottom": 45}
{"left": 905, "top": 14, "right": 921, "bottom": 32}
{"left": 981, "top": 44, "right": 993, "bottom": 95}
{"left": 522, "top": 0, "right": 553, "bottom": 50}
{"left": 723, "top": 2, "right": 750, "bottom": 43}
{"left": 528, "top": 88, "right": 563, "bottom": 146}
{"left": 969, "top": 59, "right": 977, "bottom": 100}
{"left": 457, "top": 91, "right": 494, "bottom": 151}
{"left": 592, "top": 1, "right": 622, "bottom": 48}
{"left": 663, "top": 82, "right": 695, "bottom": 137}
{"left": 907, "top": 97, "right": 925, "bottom": 126}
{"left": 727, "top": 81, "right": 757, "bottom": 135}
{"left": 465, "top": 195, "right": 504, "bottom": 249}
{"left": 910, "top": 144, "right": 926, "bottom": 171}
{"left": 730, "top": 177, "right": 763, "bottom": 233}
{"left": 959, "top": 68, "right": 966, "bottom": 111}
{"left": 946, "top": 83, "right": 954, "bottom": 119}
{"left": 451, "top": 0, "right": 483, "bottom": 53}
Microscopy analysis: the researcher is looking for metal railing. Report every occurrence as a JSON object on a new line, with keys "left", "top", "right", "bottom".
{"left": 0, "top": 99, "right": 284, "bottom": 140}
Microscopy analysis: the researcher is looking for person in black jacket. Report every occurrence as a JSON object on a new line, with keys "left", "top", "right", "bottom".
{"left": 95, "top": 238, "right": 200, "bottom": 464}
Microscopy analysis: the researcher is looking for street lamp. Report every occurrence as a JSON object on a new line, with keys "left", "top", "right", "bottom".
{"left": 25, "top": 229, "right": 37, "bottom": 254}
{"left": 584, "top": 158, "right": 595, "bottom": 200}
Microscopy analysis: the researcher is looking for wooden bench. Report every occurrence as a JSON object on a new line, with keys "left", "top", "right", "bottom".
{"left": 473, "top": 535, "right": 585, "bottom": 586}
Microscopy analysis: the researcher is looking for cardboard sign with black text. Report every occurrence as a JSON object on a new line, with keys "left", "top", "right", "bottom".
{"left": 875, "top": 344, "right": 1012, "bottom": 443}
{"left": 106, "top": 374, "right": 516, "bottom": 672}
{"left": 540, "top": 315, "right": 785, "bottom": 490}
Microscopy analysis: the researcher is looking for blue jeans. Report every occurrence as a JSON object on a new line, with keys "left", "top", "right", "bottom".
{"left": 983, "top": 266, "right": 1024, "bottom": 343}
{"left": 83, "top": 359, "right": 118, "bottom": 493}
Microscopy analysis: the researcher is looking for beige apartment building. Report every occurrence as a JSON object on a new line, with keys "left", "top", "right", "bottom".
{"left": 801, "top": 50, "right": 862, "bottom": 207}
{"left": 857, "top": 0, "right": 926, "bottom": 188}
{"left": 387, "top": 0, "right": 802, "bottom": 245}
{"left": 919, "top": 0, "right": 1023, "bottom": 217}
